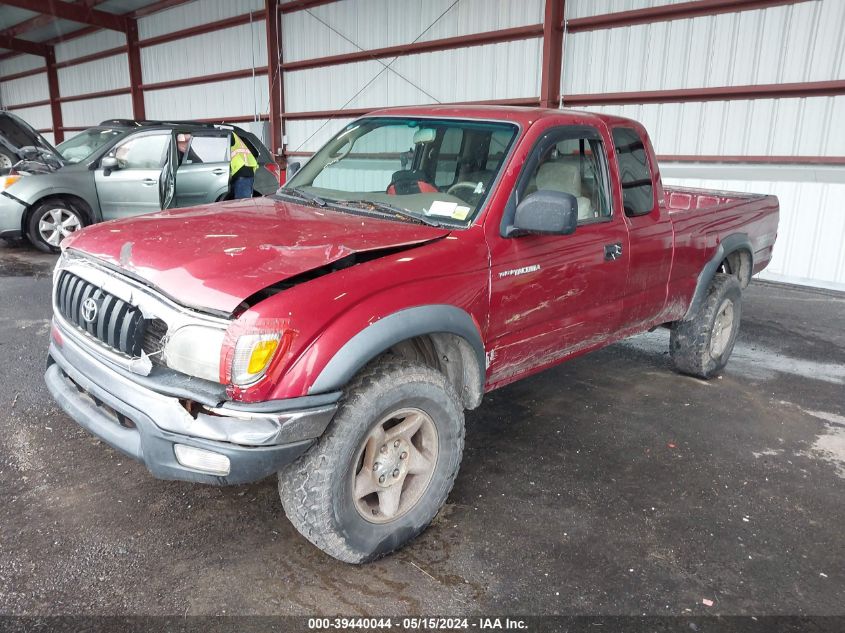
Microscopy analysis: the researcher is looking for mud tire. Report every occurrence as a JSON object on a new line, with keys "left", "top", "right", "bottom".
{"left": 670, "top": 273, "right": 742, "bottom": 379}
{"left": 278, "top": 358, "right": 465, "bottom": 563}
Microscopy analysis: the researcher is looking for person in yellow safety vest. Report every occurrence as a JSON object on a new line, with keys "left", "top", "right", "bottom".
{"left": 230, "top": 132, "right": 258, "bottom": 199}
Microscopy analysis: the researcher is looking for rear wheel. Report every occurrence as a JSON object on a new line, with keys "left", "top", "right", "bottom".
{"left": 670, "top": 273, "right": 742, "bottom": 378}
{"left": 278, "top": 358, "right": 464, "bottom": 563}
{"left": 27, "top": 200, "right": 85, "bottom": 253}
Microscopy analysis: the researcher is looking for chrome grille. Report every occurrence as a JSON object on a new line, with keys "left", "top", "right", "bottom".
{"left": 56, "top": 270, "right": 147, "bottom": 357}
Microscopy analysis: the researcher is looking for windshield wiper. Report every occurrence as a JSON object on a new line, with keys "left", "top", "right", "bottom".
{"left": 337, "top": 199, "right": 441, "bottom": 227}
{"left": 278, "top": 187, "right": 326, "bottom": 207}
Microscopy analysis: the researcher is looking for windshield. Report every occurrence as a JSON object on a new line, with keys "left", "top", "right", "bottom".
{"left": 57, "top": 128, "right": 124, "bottom": 163}
{"left": 283, "top": 117, "right": 518, "bottom": 225}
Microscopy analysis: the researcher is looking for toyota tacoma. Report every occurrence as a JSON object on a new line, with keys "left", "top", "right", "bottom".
{"left": 45, "top": 106, "right": 779, "bottom": 563}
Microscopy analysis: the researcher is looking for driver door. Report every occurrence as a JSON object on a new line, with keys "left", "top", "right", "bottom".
{"left": 94, "top": 130, "right": 176, "bottom": 220}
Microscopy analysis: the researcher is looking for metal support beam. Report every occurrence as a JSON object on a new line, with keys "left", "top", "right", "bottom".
{"left": 540, "top": 0, "right": 564, "bottom": 108}
{"left": 265, "top": 0, "right": 284, "bottom": 159}
{"left": 126, "top": 18, "right": 145, "bottom": 120}
{"left": 0, "top": 33, "right": 48, "bottom": 56}
{"left": 45, "top": 47, "right": 64, "bottom": 143}
{"left": 279, "top": 0, "right": 338, "bottom": 13}
{"left": 1, "top": 0, "right": 128, "bottom": 31}
{"left": 567, "top": 0, "right": 814, "bottom": 32}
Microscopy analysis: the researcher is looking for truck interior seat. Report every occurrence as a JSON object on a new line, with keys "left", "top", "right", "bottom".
{"left": 533, "top": 159, "right": 593, "bottom": 219}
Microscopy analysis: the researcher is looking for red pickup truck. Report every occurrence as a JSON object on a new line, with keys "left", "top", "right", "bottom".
{"left": 45, "top": 106, "right": 778, "bottom": 563}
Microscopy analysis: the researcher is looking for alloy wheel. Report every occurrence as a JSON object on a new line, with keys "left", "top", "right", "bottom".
{"left": 353, "top": 408, "right": 439, "bottom": 524}
{"left": 38, "top": 208, "right": 81, "bottom": 247}
{"left": 709, "top": 299, "right": 735, "bottom": 357}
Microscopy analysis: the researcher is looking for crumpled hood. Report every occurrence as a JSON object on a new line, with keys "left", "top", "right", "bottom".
{"left": 65, "top": 197, "right": 449, "bottom": 314}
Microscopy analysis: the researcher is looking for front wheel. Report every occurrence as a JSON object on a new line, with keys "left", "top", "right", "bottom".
{"left": 670, "top": 273, "right": 742, "bottom": 378}
{"left": 27, "top": 200, "right": 86, "bottom": 253}
{"left": 278, "top": 358, "right": 465, "bottom": 563}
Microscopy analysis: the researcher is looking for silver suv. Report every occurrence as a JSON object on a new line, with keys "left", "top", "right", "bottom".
{"left": 0, "top": 118, "right": 280, "bottom": 252}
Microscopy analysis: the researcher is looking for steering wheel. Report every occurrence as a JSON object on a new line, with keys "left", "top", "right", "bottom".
{"left": 446, "top": 181, "right": 482, "bottom": 203}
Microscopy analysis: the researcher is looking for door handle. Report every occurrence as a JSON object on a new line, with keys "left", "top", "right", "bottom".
{"left": 604, "top": 242, "right": 623, "bottom": 261}
{"left": 212, "top": 168, "right": 227, "bottom": 175}
{"left": 142, "top": 178, "right": 158, "bottom": 186}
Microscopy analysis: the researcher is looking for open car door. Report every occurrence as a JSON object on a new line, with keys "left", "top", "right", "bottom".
{"left": 95, "top": 130, "right": 175, "bottom": 220}
{"left": 160, "top": 133, "right": 177, "bottom": 210}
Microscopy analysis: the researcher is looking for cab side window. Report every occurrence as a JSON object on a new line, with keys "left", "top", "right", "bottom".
{"left": 612, "top": 127, "right": 655, "bottom": 217}
{"left": 522, "top": 129, "right": 611, "bottom": 223}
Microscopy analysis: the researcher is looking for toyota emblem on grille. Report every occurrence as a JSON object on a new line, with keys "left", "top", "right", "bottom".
{"left": 81, "top": 297, "right": 98, "bottom": 323}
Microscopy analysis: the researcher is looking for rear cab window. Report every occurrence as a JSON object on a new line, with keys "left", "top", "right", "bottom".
{"left": 611, "top": 127, "right": 656, "bottom": 216}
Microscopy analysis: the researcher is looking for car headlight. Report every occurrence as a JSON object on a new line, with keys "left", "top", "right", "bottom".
{"left": 163, "top": 325, "right": 226, "bottom": 382}
{"left": 230, "top": 332, "right": 283, "bottom": 385}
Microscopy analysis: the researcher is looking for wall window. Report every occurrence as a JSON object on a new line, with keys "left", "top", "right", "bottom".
{"left": 612, "top": 127, "right": 655, "bottom": 217}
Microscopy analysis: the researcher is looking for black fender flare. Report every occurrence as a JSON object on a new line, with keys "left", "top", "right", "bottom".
{"left": 308, "top": 304, "right": 486, "bottom": 397}
{"left": 682, "top": 232, "right": 753, "bottom": 321}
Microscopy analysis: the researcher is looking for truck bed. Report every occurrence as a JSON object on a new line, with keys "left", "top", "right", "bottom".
{"left": 664, "top": 185, "right": 769, "bottom": 213}
{"left": 661, "top": 185, "right": 780, "bottom": 323}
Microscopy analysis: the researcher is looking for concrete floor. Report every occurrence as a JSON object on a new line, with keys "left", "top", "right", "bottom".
{"left": 0, "top": 238, "right": 843, "bottom": 616}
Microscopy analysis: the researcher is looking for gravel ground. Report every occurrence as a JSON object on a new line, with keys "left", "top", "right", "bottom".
{"left": 0, "top": 239, "right": 843, "bottom": 616}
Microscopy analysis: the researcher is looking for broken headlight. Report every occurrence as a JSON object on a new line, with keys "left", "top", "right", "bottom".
{"left": 163, "top": 325, "right": 226, "bottom": 383}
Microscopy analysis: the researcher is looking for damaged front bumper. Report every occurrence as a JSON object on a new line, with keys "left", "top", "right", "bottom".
{"left": 45, "top": 320, "right": 339, "bottom": 485}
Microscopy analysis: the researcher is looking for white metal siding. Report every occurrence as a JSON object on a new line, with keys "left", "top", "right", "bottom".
{"left": 563, "top": 2, "right": 845, "bottom": 93}
{"left": 140, "top": 21, "right": 267, "bottom": 84}
{"left": 566, "top": 0, "right": 845, "bottom": 290}
{"left": 579, "top": 96, "right": 845, "bottom": 157}
{"left": 143, "top": 76, "right": 269, "bottom": 120}
{"left": 663, "top": 174, "right": 845, "bottom": 290}
{"left": 284, "top": 38, "right": 542, "bottom": 113}
{"left": 6, "top": 104, "right": 52, "bottom": 131}
{"left": 282, "top": 0, "right": 544, "bottom": 62}
{"left": 137, "top": 0, "right": 262, "bottom": 39}
{"left": 0, "top": 54, "right": 44, "bottom": 76}
{"left": 61, "top": 93, "right": 133, "bottom": 128}
{"left": 0, "top": 73, "right": 48, "bottom": 106}
{"left": 55, "top": 29, "right": 127, "bottom": 63}
{"left": 57, "top": 54, "right": 130, "bottom": 97}
{"left": 565, "top": 0, "right": 687, "bottom": 20}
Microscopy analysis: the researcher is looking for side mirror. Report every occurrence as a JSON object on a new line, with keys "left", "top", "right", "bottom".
{"left": 286, "top": 161, "right": 301, "bottom": 179}
{"left": 101, "top": 156, "right": 119, "bottom": 173}
{"left": 510, "top": 190, "right": 578, "bottom": 236}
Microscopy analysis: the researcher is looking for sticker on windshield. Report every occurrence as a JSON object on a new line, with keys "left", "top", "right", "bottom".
{"left": 452, "top": 206, "right": 471, "bottom": 221}
{"left": 426, "top": 200, "right": 458, "bottom": 217}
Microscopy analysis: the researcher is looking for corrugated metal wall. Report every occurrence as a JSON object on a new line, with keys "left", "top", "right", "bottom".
{"left": 138, "top": 0, "right": 268, "bottom": 123}
{"left": 282, "top": 0, "right": 545, "bottom": 152}
{"left": 564, "top": 0, "right": 845, "bottom": 289}
{"left": 0, "top": 53, "right": 51, "bottom": 138}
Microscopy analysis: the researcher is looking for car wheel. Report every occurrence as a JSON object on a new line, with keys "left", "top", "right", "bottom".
{"left": 0, "top": 149, "right": 15, "bottom": 169}
{"left": 278, "top": 358, "right": 465, "bottom": 563}
{"left": 27, "top": 200, "right": 86, "bottom": 253}
{"left": 670, "top": 273, "right": 742, "bottom": 379}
